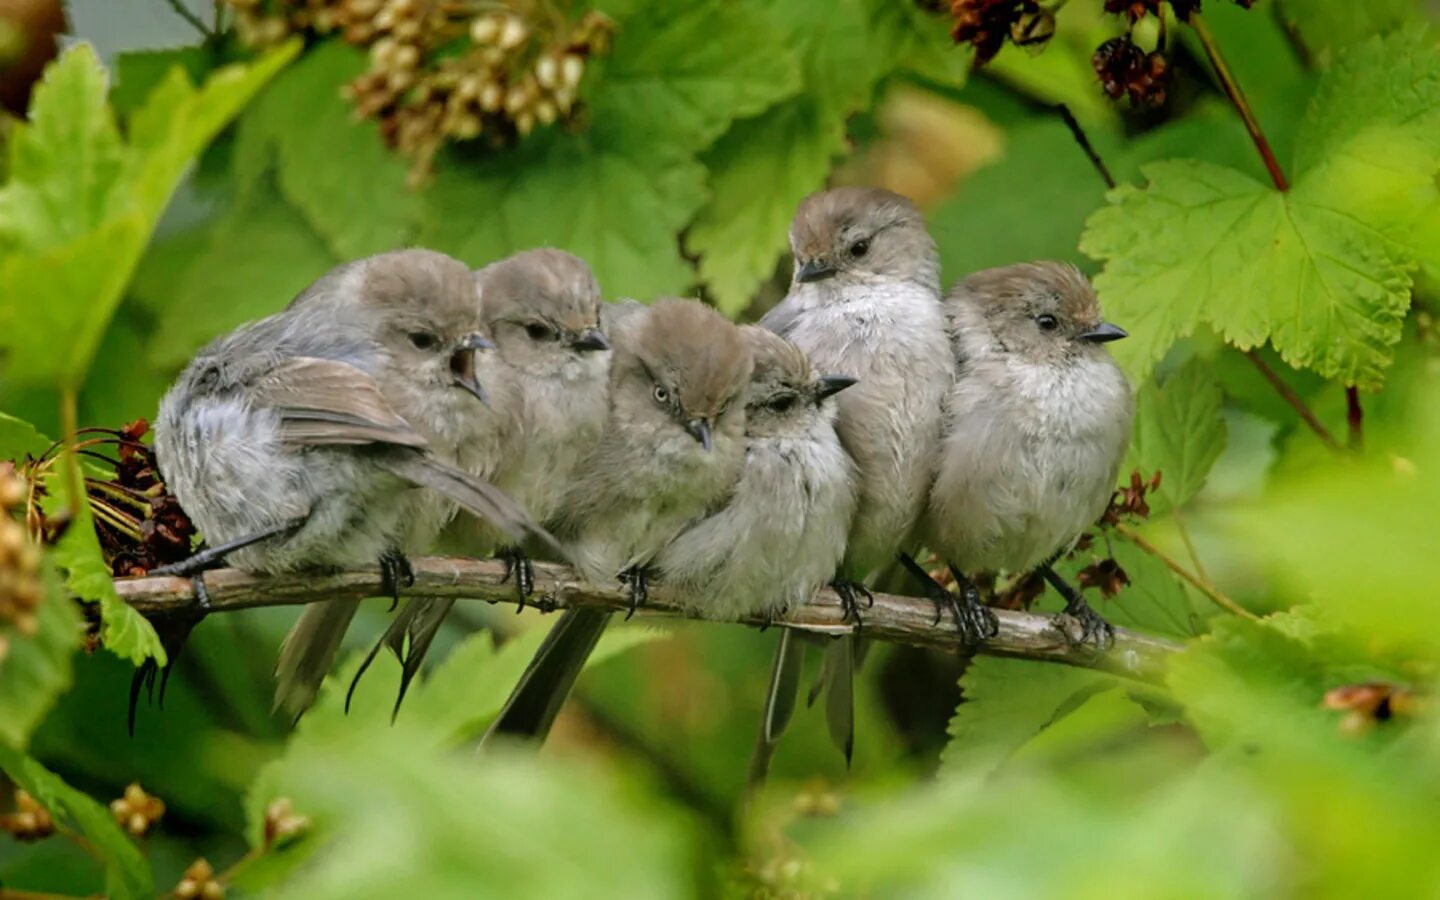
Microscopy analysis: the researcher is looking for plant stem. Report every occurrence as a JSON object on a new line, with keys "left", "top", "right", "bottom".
{"left": 162, "top": 0, "right": 214, "bottom": 38}
{"left": 1056, "top": 103, "right": 1116, "bottom": 190}
{"left": 1243, "top": 350, "right": 1343, "bottom": 453}
{"left": 1345, "top": 386, "right": 1364, "bottom": 451}
{"left": 58, "top": 389, "right": 84, "bottom": 521}
{"left": 1170, "top": 507, "right": 1210, "bottom": 584}
{"left": 1115, "top": 522, "right": 1256, "bottom": 620}
{"left": 1187, "top": 11, "right": 1288, "bottom": 191}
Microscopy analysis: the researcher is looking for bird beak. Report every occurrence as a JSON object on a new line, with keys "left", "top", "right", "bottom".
{"left": 450, "top": 333, "right": 493, "bottom": 406}
{"left": 815, "top": 374, "right": 858, "bottom": 402}
{"left": 795, "top": 259, "right": 838, "bottom": 284}
{"left": 684, "top": 418, "right": 713, "bottom": 452}
{"left": 1077, "top": 322, "right": 1128, "bottom": 344}
{"left": 572, "top": 328, "right": 609, "bottom": 352}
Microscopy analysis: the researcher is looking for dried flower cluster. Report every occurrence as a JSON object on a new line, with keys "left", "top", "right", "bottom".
{"left": 0, "top": 462, "right": 42, "bottom": 661}
{"left": 1324, "top": 682, "right": 1423, "bottom": 737}
{"left": 225, "top": 0, "right": 614, "bottom": 181}
{"left": 942, "top": 0, "right": 1254, "bottom": 107}
{"left": 175, "top": 858, "right": 225, "bottom": 900}
{"left": 110, "top": 781, "right": 165, "bottom": 837}
{"left": 262, "top": 796, "right": 312, "bottom": 847}
{"left": 0, "top": 790, "right": 53, "bottom": 842}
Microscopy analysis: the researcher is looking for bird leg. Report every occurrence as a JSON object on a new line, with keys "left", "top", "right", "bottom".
{"left": 619, "top": 565, "right": 652, "bottom": 620}
{"left": 378, "top": 548, "right": 415, "bottom": 612}
{"left": 498, "top": 545, "right": 535, "bottom": 611}
{"left": 829, "top": 578, "right": 873, "bottom": 629}
{"left": 1038, "top": 564, "right": 1114, "bottom": 649}
{"left": 149, "top": 517, "right": 306, "bottom": 578}
{"left": 896, "top": 553, "right": 997, "bottom": 645}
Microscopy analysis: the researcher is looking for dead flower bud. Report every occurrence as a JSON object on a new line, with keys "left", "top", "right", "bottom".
{"left": 174, "top": 857, "right": 224, "bottom": 900}
{"left": 110, "top": 782, "right": 165, "bottom": 838}
{"left": 1324, "top": 683, "right": 1423, "bottom": 736}
{"left": 1, "top": 790, "right": 54, "bottom": 841}
{"left": 263, "top": 797, "right": 312, "bottom": 848}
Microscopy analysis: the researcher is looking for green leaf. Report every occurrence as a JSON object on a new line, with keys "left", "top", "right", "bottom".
{"left": 1053, "top": 538, "right": 1210, "bottom": 639}
{"left": 0, "top": 42, "right": 298, "bottom": 389}
{"left": 42, "top": 464, "right": 164, "bottom": 666}
{"left": 234, "top": 41, "right": 419, "bottom": 258}
{"left": 1123, "top": 358, "right": 1228, "bottom": 516}
{"left": 1277, "top": 0, "right": 1426, "bottom": 64}
{"left": 942, "top": 656, "right": 1113, "bottom": 775}
{"left": 0, "top": 411, "right": 50, "bottom": 459}
{"left": 0, "top": 562, "right": 80, "bottom": 749}
{"left": 111, "top": 46, "right": 211, "bottom": 118}
{"left": 137, "top": 180, "right": 338, "bottom": 370}
{"left": 684, "top": 0, "right": 888, "bottom": 314}
{"left": 1081, "top": 160, "right": 1411, "bottom": 389}
{"left": 0, "top": 743, "right": 155, "bottom": 899}
{"left": 868, "top": 0, "right": 971, "bottom": 86}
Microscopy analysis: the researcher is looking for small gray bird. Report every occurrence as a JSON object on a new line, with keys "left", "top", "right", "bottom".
{"left": 357, "top": 249, "right": 611, "bottom": 711}
{"left": 647, "top": 326, "right": 857, "bottom": 785}
{"left": 485, "top": 297, "right": 754, "bottom": 741}
{"left": 760, "top": 187, "right": 953, "bottom": 760}
{"left": 149, "top": 249, "right": 554, "bottom": 720}
{"left": 915, "top": 261, "right": 1133, "bottom": 644}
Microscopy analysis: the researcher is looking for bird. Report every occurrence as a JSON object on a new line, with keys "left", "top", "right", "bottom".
{"left": 351, "top": 248, "right": 612, "bottom": 714}
{"left": 484, "top": 297, "right": 754, "bottom": 742}
{"left": 759, "top": 186, "right": 954, "bottom": 761}
{"left": 647, "top": 326, "right": 858, "bottom": 785}
{"left": 912, "top": 260, "right": 1133, "bottom": 646}
{"left": 148, "top": 248, "right": 555, "bottom": 722}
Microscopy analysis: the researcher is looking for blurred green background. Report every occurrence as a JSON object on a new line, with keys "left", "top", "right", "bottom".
{"left": 3, "top": 1, "right": 1440, "bottom": 897}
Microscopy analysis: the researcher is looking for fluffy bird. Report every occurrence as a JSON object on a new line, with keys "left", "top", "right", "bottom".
{"left": 150, "top": 249, "right": 553, "bottom": 721}
{"left": 759, "top": 187, "right": 954, "bottom": 760}
{"left": 485, "top": 298, "right": 754, "bottom": 741}
{"left": 915, "top": 261, "right": 1133, "bottom": 644}
{"left": 356, "top": 248, "right": 611, "bottom": 712}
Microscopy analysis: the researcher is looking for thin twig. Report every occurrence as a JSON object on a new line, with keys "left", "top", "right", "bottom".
{"left": 1170, "top": 507, "right": 1210, "bottom": 584}
{"left": 1243, "top": 350, "right": 1342, "bottom": 453}
{"left": 1187, "top": 11, "right": 1288, "bottom": 191}
{"left": 114, "top": 558, "right": 1183, "bottom": 685}
{"left": 1115, "top": 523, "right": 1256, "bottom": 620}
{"left": 58, "top": 389, "right": 83, "bottom": 521}
{"left": 1345, "top": 386, "right": 1364, "bottom": 452}
{"left": 161, "top": 0, "right": 215, "bottom": 38}
{"left": 1055, "top": 103, "right": 1116, "bottom": 190}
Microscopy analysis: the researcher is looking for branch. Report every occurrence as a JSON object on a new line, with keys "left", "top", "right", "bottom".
{"left": 115, "top": 558, "right": 1181, "bottom": 685}
{"left": 161, "top": 0, "right": 214, "bottom": 38}
{"left": 1345, "top": 386, "right": 1364, "bottom": 452}
{"left": 1114, "top": 523, "right": 1255, "bottom": 621}
{"left": 1187, "top": 11, "right": 1288, "bottom": 192}
{"left": 1243, "top": 349, "right": 1343, "bottom": 453}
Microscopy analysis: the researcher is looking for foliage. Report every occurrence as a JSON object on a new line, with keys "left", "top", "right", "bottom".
{"left": 1, "top": 0, "right": 1439, "bottom": 896}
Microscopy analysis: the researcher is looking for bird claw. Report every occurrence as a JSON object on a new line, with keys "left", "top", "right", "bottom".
{"left": 379, "top": 549, "right": 415, "bottom": 612}
{"left": 620, "top": 567, "right": 650, "bottom": 620}
{"left": 956, "top": 583, "right": 1000, "bottom": 645}
{"left": 1058, "top": 598, "right": 1114, "bottom": 650}
{"left": 499, "top": 547, "right": 535, "bottom": 611}
{"left": 830, "top": 579, "right": 871, "bottom": 628}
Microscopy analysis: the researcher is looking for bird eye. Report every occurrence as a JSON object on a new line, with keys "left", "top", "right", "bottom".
{"left": 524, "top": 322, "right": 554, "bottom": 341}
{"left": 409, "top": 331, "right": 439, "bottom": 350}
{"left": 767, "top": 394, "right": 797, "bottom": 413}
{"left": 652, "top": 385, "right": 670, "bottom": 404}
{"left": 849, "top": 239, "right": 870, "bottom": 258}
{"left": 1035, "top": 314, "right": 1059, "bottom": 332}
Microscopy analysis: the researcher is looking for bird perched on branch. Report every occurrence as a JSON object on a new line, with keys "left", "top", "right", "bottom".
{"left": 355, "top": 248, "right": 612, "bottom": 713}
{"left": 149, "top": 249, "right": 555, "bottom": 721}
{"left": 485, "top": 297, "right": 753, "bottom": 742}
{"left": 759, "top": 187, "right": 953, "bottom": 762}
{"left": 912, "top": 261, "right": 1132, "bottom": 646}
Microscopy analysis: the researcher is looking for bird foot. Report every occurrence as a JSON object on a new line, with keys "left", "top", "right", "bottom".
{"left": 499, "top": 546, "right": 535, "bottom": 611}
{"left": 379, "top": 549, "right": 415, "bottom": 612}
{"left": 1056, "top": 597, "right": 1114, "bottom": 650}
{"left": 829, "top": 578, "right": 873, "bottom": 629}
{"left": 619, "top": 566, "right": 652, "bottom": 620}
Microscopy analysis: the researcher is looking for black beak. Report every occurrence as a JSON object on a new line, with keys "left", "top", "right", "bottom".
{"left": 795, "top": 259, "right": 838, "bottom": 284}
{"left": 572, "top": 328, "right": 609, "bottom": 352}
{"left": 815, "top": 374, "right": 858, "bottom": 402}
{"left": 1078, "top": 322, "right": 1128, "bottom": 344}
{"left": 450, "top": 333, "right": 493, "bottom": 406}
{"left": 685, "top": 419, "right": 713, "bottom": 452}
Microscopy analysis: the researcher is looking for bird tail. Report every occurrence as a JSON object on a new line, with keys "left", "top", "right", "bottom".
{"left": 747, "top": 627, "right": 806, "bottom": 788}
{"left": 344, "top": 596, "right": 456, "bottom": 719}
{"left": 379, "top": 452, "right": 565, "bottom": 560}
{"left": 483, "top": 607, "right": 610, "bottom": 743}
{"left": 273, "top": 598, "right": 362, "bottom": 720}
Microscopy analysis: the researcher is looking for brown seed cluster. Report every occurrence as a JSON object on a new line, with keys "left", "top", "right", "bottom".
{"left": 1093, "top": 36, "right": 1170, "bottom": 107}
{"left": 110, "top": 782, "right": 165, "bottom": 838}
{"left": 946, "top": 0, "right": 1054, "bottom": 64}
{"left": 225, "top": 0, "right": 614, "bottom": 182}
{"left": 0, "top": 790, "right": 54, "bottom": 842}
{"left": 174, "top": 858, "right": 225, "bottom": 900}
{"left": 0, "top": 461, "right": 42, "bottom": 662}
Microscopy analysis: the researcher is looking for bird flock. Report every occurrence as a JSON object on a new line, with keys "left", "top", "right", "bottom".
{"left": 146, "top": 185, "right": 1133, "bottom": 769}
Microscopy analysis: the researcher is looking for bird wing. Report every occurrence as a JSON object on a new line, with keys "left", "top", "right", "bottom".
{"left": 758, "top": 297, "right": 802, "bottom": 338}
{"left": 251, "top": 357, "right": 430, "bottom": 449}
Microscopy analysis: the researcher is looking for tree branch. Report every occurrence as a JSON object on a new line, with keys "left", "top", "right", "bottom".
{"left": 1243, "top": 349, "right": 1343, "bottom": 453}
{"left": 115, "top": 558, "right": 1181, "bottom": 685}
